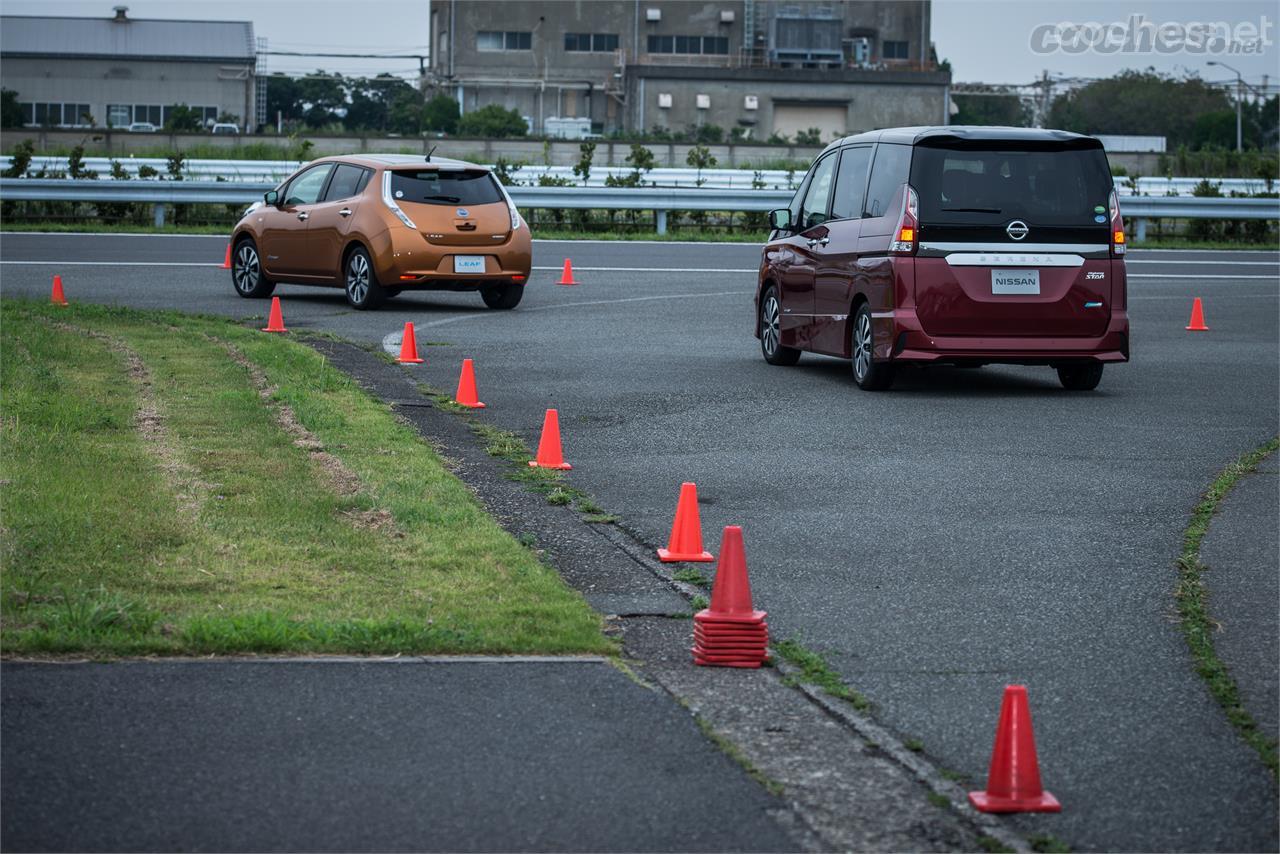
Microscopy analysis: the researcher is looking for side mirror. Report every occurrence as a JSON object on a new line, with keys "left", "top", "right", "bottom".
{"left": 768, "top": 208, "right": 792, "bottom": 231}
{"left": 264, "top": 189, "right": 279, "bottom": 206}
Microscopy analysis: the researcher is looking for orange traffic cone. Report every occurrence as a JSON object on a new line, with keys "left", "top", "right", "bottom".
{"left": 529, "top": 408, "right": 571, "bottom": 470}
{"left": 220, "top": 243, "right": 232, "bottom": 269}
{"left": 658, "top": 482, "right": 714, "bottom": 562}
{"left": 692, "top": 526, "right": 768, "bottom": 668}
{"left": 262, "top": 296, "right": 287, "bottom": 333}
{"left": 558, "top": 258, "right": 578, "bottom": 286}
{"left": 968, "top": 685, "right": 1061, "bottom": 813}
{"left": 397, "top": 321, "right": 424, "bottom": 363}
{"left": 1186, "top": 297, "right": 1209, "bottom": 331}
{"left": 454, "top": 358, "right": 485, "bottom": 408}
{"left": 50, "top": 275, "right": 68, "bottom": 306}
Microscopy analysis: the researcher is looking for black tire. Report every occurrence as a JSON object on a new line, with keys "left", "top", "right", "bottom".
{"left": 851, "top": 302, "right": 895, "bottom": 391}
{"left": 759, "top": 286, "right": 801, "bottom": 366}
{"left": 1057, "top": 363, "right": 1104, "bottom": 391}
{"left": 481, "top": 283, "right": 524, "bottom": 310}
{"left": 231, "top": 237, "right": 275, "bottom": 298}
{"left": 344, "top": 246, "right": 385, "bottom": 310}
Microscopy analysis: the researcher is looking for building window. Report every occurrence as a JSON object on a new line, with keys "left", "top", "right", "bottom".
{"left": 646, "top": 35, "right": 729, "bottom": 55}
{"left": 20, "top": 102, "right": 92, "bottom": 127}
{"left": 107, "top": 104, "right": 131, "bottom": 128}
{"left": 478, "top": 30, "right": 531, "bottom": 51}
{"left": 882, "top": 40, "right": 909, "bottom": 59}
{"left": 565, "top": 33, "right": 619, "bottom": 52}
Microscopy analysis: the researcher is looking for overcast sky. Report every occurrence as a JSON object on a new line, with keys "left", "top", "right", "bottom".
{"left": 2, "top": 0, "right": 1275, "bottom": 88}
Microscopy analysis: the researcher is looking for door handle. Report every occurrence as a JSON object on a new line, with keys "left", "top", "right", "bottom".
{"left": 806, "top": 236, "right": 829, "bottom": 248}
{"left": 338, "top": 208, "right": 352, "bottom": 217}
{"left": 296, "top": 211, "right": 309, "bottom": 221}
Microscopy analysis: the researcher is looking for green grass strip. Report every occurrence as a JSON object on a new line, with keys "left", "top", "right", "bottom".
{"left": 1176, "top": 436, "right": 1280, "bottom": 778}
{"left": 772, "top": 638, "right": 871, "bottom": 712}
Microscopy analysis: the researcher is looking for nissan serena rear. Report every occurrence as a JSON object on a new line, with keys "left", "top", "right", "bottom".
{"left": 756, "top": 127, "right": 1128, "bottom": 390}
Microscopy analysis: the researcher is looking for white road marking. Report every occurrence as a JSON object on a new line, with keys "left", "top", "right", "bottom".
{"left": 1125, "top": 259, "right": 1278, "bottom": 266}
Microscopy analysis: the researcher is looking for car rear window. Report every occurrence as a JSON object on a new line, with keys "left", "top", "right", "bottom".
{"left": 389, "top": 169, "right": 504, "bottom": 206}
{"left": 911, "top": 141, "right": 1113, "bottom": 226}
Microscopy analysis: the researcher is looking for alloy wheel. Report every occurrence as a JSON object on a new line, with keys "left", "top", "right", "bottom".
{"left": 762, "top": 295, "right": 781, "bottom": 356}
{"left": 347, "top": 253, "right": 370, "bottom": 304}
{"left": 854, "top": 312, "right": 872, "bottom": 381}
{"left": 233, "top": 244, "right": 259, "bottom": 294}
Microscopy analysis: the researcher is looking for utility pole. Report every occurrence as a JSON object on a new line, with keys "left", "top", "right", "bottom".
{"left": 1207, "top": 60, "right": 1243, "bottom": 152}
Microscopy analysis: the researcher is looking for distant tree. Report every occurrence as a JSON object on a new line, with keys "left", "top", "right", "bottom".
{"left": 794, "top": 127, "right": 823, "bottom": 145}
{"left": 266, "top": 73, "right": 304, "bottom": 124}
{"left": 572, "top": 141, "right": 596, "bottom": 184}
{"left": 164, "top": 104, "right": 202, "bottom": 132}
{"left": 4, "top": 139, "right": 33, "bottom": 177}
{"left": 686, "top": 143, "right": 717, "bottom": 186}
{"left": 457, "top": 104, "right": 527, "bottom": 138}
{"left": 422, "top": 94, "right": 460, "bottom": 134}
{"left": 490, "top": 156, "right": 523, "bottom": 185}
{"left": 1047, "top": 70, "right": 1234, "bottom": 150}
{"left": 1, "top": 89, "right": 23, "bottom": 129}
{"left": 688, "top": 123, "right": 724, "bottom": 144}
{"left": 296, "top": 73, "right": 347, "bottom": 128}
{"left": 67, "top": 145, "right": 97, "bottom": 179}
{"left": 952, "top": 94, "right": 1032, "bottom": 127}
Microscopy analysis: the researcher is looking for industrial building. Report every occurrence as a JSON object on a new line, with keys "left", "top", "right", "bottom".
{"left": 0, "top": 6, "right": 261, "bottom": 131}
{"left": 429, "top": 0, "right": 950, "bottom": 139}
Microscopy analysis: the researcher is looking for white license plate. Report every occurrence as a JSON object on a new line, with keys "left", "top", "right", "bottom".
{"left": 992, "top": 269, "right": 1040, "bottom": 295}
{"left": 453, "top": 255, "right": 486, "bottom": 274}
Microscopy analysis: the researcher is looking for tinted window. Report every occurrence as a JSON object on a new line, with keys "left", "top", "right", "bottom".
{"left": 863, "top": 144, "right": 912, "bottom": 218}
{"left": 910, "top": 142, "right": 1114, "bottom": 226}
{"left": 830, "top": 146, "right": 872, "bottom": 220}
{"left": 389, "top": 170, "right": 504, "bottom": 206}
{"left": 284, "top": 164, "right": 334, "bottom": 206}
{"left": 799, "top": 154, "right": 838, "bottom": 229}
{"left": 324, "top": 164, "right": 368, "bottom": 201}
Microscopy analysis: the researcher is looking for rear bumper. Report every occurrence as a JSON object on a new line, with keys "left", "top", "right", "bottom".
{"left": 881, "top": 308, "right": 1130, "bottom": 365}
{"left": 377, "top": 226, "right": 532, "bottom": 288}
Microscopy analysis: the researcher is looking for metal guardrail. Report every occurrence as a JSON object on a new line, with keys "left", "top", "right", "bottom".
{"left": 1, "top": 178, "right": 1276, "bottom": 233}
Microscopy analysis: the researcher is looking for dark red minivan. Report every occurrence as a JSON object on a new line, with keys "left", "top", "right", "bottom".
{"left": 755, "top": 127, "right": 1129, "bottom": 390}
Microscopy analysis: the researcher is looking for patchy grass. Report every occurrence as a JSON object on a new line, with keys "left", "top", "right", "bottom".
{"left": 693, "top": 715, "right": 784, "bottom": 797}
{"left": 672, "top": 567, "right": 710, "bottom": 589}
{"left": 1175, "top": 436, "right": 1280, "bottom": 778}
{"left": 0, "top": 300, "right": 610, "bottom": 657}
{"left": 1131, "top": 238, "right": 1279, "bottom": 251}
{"left": 773, "top": 639, "right": 872, "bottom": 712}
{"left": 904, "top": 737, "right": 925, "bottom": 753}
{"left": 977, "top": 836, "right": 1015, "bottom": 854}
{"left": 1029, "top": 834, "right": 1072, "bottom": 853}
{"left": 926, "top": 792, "right": 950, "bottom": 809}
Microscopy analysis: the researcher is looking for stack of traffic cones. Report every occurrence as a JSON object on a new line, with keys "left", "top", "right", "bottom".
{"left": 693, "top": 526, "right": 769, "bottom": 668}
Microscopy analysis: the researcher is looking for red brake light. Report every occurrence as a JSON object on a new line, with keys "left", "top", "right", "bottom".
{"left": 1110, "top": 189, "right": 1126, "bottom": 256}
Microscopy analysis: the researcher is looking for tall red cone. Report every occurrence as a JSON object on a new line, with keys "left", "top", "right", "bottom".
{"left": 50, "top": 275, "right": 68, "bottom": 306}
{"left": 968, "top": 685, "right": 1061, "bottom": 813}
{"left": 454, "top": 358, "right": 485, "bottom": 408}
{"left": 658, "top": 482, "right": 714, "bottom": 562}
{"left": 262, "top": 296, "right": 287, "bottom": 333}
{"left": 692, "top": 526, "right": 768, "bottom": 668}
{"left": 1186, "top": 297, "right": 1209, "bottom": 331}
{"left": 557, "top": 258, "right": 578, "bottom": 286}
{"left": 529, "top": 408, "right": 571, "bottom": 470}
{"left": 220, "top": 243, "right": 232, "bottom": 269}
{"left": 397, "top": 321, "right": 424, "bottom": 363}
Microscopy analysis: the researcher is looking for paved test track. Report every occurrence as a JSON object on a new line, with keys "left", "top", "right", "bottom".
{"left": 2, "top": 233, "right": 1278, "bottom": 851}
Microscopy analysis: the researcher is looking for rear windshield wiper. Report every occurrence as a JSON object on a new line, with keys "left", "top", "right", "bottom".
{"left": 418, "top": 194, "right": 462, "bottom": 203}
{"left": 941, "top": 206, "right": 1003, "bottom": 213}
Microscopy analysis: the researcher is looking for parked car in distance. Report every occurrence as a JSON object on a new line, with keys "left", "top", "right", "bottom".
{"left": 230, "top": 154, "right": 531, "bottom": 310}
{"left": 126, "top": 122, "right": 158, "bottom": 133}
{"left": 756, "top": 126, "right": 1129, "bottom": 391}
{"left": 210, "top": 122, "right": 239, "bottom": 135}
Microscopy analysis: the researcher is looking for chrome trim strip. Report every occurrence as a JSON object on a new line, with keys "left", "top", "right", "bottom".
{"left": 944, "top": 253, "right": 1085, "bottom": 267}
{"left": 920, "top": 242, "right": 1109, "bottom": 253}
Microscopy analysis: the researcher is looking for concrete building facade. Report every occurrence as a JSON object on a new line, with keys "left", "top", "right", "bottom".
{"left": 429, "top": 0, "right": 948, "bottom": 139}
{"left": 0, "top": 6, "right": 258, "bottom": 130}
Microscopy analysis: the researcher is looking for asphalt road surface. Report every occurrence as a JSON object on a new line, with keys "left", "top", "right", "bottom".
{"left": 2, "top": 233, "right": 1278, "bottom": 851}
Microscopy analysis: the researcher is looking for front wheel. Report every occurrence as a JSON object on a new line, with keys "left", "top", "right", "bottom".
{"left": 481, "top": 283, "right": 523, "bottom": 310}
{"left": 344, "top": 247, "right": 385, "bottom": 310}
{"left": 851, "top": 303, "right": 895, "bottom": 391}
{"left": 759, "top": 287, "right": 801, "bottom": 366}
{"left": 1057, "top": 363, "right": 1104, "bottom": 391}
{"left": 231, "top": 238, "right": 275, "bottom": 298}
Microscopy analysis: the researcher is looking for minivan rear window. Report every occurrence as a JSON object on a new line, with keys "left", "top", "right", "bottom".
{"left": 911, "top": 142, "right": 1113, "bottom": 226}
{"left": 389, "top": 170, "right": 504, "bottom": 206}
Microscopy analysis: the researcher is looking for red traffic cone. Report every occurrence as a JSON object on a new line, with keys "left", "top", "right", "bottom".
{"left": 50, "top": 275, "right": 68, "bottom": 306}
{"left": 1186, "top": 297, "right": 1209, "bottom": 331}
{"left": 692, "top": 526, "right": 768, "bottom": 668}
{"left": 397, "top": 321, "right": 424, "bottom": 363}
{"left": 529, "top": 408, "right": 571, "bottom": 470}
{"left": 558, "top": 258, "right": 578, "bottom": 286}
{"left": 220, "top": 243, "right": 232, "bottom": 269}
{"left": 262, "top": 296, "right": 287, "bottom": 333}
{"left": 968, "top": 685, "right": 1061, "bottom": 813}
{"left": 704, "top": 526, "right": 764, "bottom": 621}
{"left": 454, "top": 358, "right": 485, "bottom": 408}
{"left": 658, "top": 482, "right": 714, "bottom": 562}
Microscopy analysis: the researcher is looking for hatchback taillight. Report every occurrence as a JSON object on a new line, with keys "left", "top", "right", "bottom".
{"left": 1109, "top": 189, "right": 1125, "bottom": 256}
{"left": 889, "top": 185, "right": 919, "bottom": 255}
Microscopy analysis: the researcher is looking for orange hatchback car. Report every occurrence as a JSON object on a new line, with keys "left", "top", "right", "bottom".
{"left": 230, "top": 154, "right": 531, "bottom": 310}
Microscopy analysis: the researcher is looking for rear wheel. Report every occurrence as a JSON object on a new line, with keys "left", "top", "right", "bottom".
{"left": 481, "top": 283, "right": 523, "bottom": 310}
{"left": 1057, "top": 363, "right": 1104, "bottom": 391}
{"left": 344, "top": 246, "right": 385, "bottom": 310}
{"left": 231, "top": 238, "right": 274, "bottom": 298}
{"left": 851, "top": 303, "right": 895, "bottom": 391}
{"left": 759, "top": 287, "right": 801, "bottom": 366}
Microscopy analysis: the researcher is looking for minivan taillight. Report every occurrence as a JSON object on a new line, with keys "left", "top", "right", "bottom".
{"left": 890, "top": 185, "right": 919, "bottom": 255}
{"left": 1109, "top": 189, "right": 1125, "bottom": 256}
